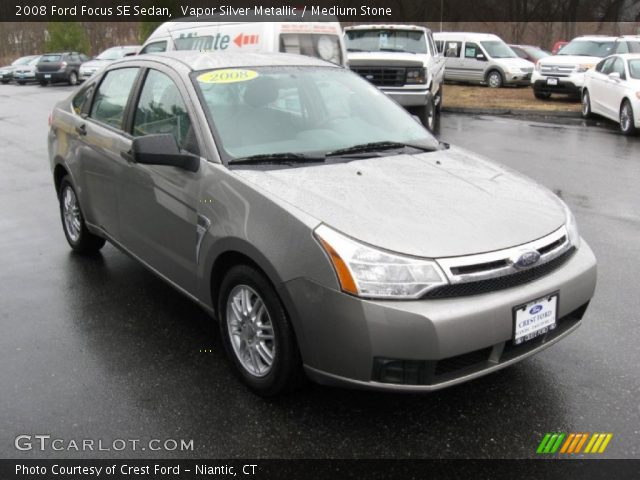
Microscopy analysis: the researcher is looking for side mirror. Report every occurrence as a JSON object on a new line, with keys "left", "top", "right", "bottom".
{"left": 476, "top": 53, "right": 486, "bottom": 61}
{"left": 608, "top": 72, "right": 621, "bottom": 81}
{"left": 128, "top": 134, "right": 199, "bottom": 172}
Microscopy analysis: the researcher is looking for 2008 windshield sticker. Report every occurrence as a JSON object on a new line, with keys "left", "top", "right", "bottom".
{"left": 197, "top": 69, "right": 259, "bottom": 84}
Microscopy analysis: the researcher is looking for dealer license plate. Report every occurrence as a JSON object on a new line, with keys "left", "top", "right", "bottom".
{"left": 44, "top": 74, "right": 51, "bottom": 79}
{"left": 513, "top": 294, "right": 557, "bottom": 345}
{"left": 547, "top": 77, "right": 558, "bottom": 85}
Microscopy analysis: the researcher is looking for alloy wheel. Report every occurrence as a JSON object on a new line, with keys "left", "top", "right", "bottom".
{"left": 62, "top": 186, "right": 82, "bottom": 242}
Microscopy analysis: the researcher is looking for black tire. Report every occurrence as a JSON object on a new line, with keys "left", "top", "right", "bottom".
{"left": 435, "top": 86, "right": 443, "bottom": 114}
{"left": 68, "top": 71, "right": 78, "bottom": 86}
{"left": 620, "top": 100, "right": 637, "bottom": 136}
{"left": 415, "top": 94, "right": 436, "bottom": 132}
{"left": 58, "top": 177, "right": 106, "bottom": 253}
{"left": 39, "top": 80, "right": 48, "bottom": 87}
{"left": 534, "top": 90, "right": 551, "bottom": 100}
{"left": 486, "top": 70, "right": 503, "bottom": 88}
{"left": 581, "top": 89, "right": 592, "bottom": 118}
{"left": 218, "top": 264, "right": 304, "bottom": 396}
{"left": 1, "top": 80, "right": 9, "bottom": 84}
{"left": 17, "top": 81, "right": 25, "bottom": 86}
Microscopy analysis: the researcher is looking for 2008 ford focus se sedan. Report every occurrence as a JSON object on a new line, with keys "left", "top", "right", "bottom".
{"left": 48, "top": 51, "right": 597, "bottom": 396}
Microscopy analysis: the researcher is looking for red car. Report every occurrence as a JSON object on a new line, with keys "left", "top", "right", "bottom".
{"left": 552, "top": 41, "right": 568, "bottom": 54}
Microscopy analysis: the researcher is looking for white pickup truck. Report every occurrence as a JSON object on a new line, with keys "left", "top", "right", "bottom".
{"left": 344, "top": 24, "right": 445, "bottom": 131}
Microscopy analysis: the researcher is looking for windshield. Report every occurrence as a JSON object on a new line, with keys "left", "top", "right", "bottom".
{"left": 12, "top": 56, "right": 35, "bottom": 66}
{"left": 629, "top": 59, "right": 640, "bottom": 79}
{"left": 194, "top": 66, "right": 438, "bottom": 162}
{"left": 345, "top": 30, "right": 427, "bottom": 54}
{"left": 41, "top": 55, "right": 61, "bottom": 62}
{"left": 480, "top": 41, "right": 517, "bottom": 58}
{"left": 523, "top": 46, "right": 550, "bottom": 61}
{"left": 558, "top": 40, "right": 615, "bottom": 57}
{"left": 96, "top": 47, "right": 128, "bottom": 61}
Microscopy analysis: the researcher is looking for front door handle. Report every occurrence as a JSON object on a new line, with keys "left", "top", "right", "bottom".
{"left": 75, "top": 124, "right": 87, "bottom": 136}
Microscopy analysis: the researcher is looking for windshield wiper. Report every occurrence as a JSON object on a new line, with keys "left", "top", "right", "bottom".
{"left": 326, "top": 141, "right": 438, "bottom": 157}
{"left": 347, "top": 48, "right": 368, "bottom": 52}
{"left": 229, "top": 152, "right": 326, "bottom": 165}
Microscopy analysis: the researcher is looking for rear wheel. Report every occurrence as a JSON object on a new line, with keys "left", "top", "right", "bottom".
{"left": 68, "top": 71, "right": 78, "bottom": 86}
{"left": 59, "top": 177, "right": 106, "bottom": 253}
{"left": 620, "top": 100, "right": 637, "bottom": 136}
{"left": 218, "top": 264, "right": 303, "bottom": 396}
{"left": 486, "top": 70, "right": 503, "bottom": 88}
{"left": 581, "top": 90, "right": 592, "bottom": 118}
{"left": 534, "top": 90, "right": 551, "bottom": 100}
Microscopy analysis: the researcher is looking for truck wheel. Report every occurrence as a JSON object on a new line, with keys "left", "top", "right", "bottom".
{"left": 435, "top": 87, "right": 443, "bottom": 114}
{"left": 416, "top": 95, "right": 436, "bottom": 132}
{"left": 486, "top": 70, "right": 503, "bottom": 88}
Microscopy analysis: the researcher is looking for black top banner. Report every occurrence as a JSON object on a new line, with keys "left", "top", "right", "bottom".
{"left": 1, "top": 0, "right": 640, "bottom": 22}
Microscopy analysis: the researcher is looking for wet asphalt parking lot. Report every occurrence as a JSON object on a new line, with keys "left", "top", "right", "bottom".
{"left": 1, "top": 82, "right": 639, "bottom": 460}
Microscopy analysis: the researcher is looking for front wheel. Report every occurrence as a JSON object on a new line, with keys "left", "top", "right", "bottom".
{"left": 415, "top": 95, "right": 436, "bottom": 132}
{"left": 534, "top": 90, "right": 551, "bottom": 100}
{"left": 39, "top": 80, "right": 48, "bottom": 87}
{"left": 218, "top": 265, "right": 303, "bottom": 396}
{"left": 59, "top": 177, "right": 106, "bottom": 253}
{"left": 620, "top": 100, "right": 637, "bottom": 136}
{"left": 486, "top": 70, "right": 503, "bottom": 88}
{"left": 581, "top": 90, "right": 592, "bottom": 118}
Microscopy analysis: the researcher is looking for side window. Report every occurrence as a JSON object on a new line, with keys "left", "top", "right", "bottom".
{"left": 444, "top": 41, "right": 461, "bottom": 57}
{"left": 628, "top": 41, "right": 640, "bottom": 53}
{"left": 612, "top": 57, "right": 626, "bottom": 79}
{"left": 133, "top": 69, "right": 199, "bottom": 155}
{"left": 512, "top": 47, "right": 526, "bottom": 59}
{"left": 600, "top": 57, "right": 615, "bottom": 75}
{"left": 140, "top": 41, "right": 168, "bottom": 54}
{"left": 90, "top": 68, "right": 139, "bottom": 129}
{"left": 595, "top": 58, "right": 608, "bottom": 73}
{"left": 615, "top": 41, "right": 629, "bottom": 54}
{"left": 72, "top": 83, "right": 95, "bottom": 114}
{"left": 69, "top": 54, "right": 80, "bottom": 64}
{"left": 465, "top": 42, "right": 481, "bottom": 59}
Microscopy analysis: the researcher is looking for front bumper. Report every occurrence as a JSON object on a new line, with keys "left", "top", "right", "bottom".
{"left": 285, "top": 241, "right": 596, "bottom": 392}
{"left": 382, "top": 87, "right": 431, "bottom": 107}
{"left": 79, "top": 70, "right": 97, "bottom": 80}
{"left": 531, "top": 70, "right": 584, "bottom": 95}
{"left": 504, "top": 71, "right": 532, "bottom": 85}
{"left": 0, "top": 72, "right": 13, "bottom": 82}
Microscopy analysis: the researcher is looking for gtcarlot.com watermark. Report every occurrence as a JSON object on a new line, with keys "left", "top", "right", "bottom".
{"left": 15, "top": 435, "right": 194, "bottom": 452}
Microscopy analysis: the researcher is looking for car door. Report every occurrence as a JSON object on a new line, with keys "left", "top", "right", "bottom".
{"left": 441, "top": 40, "right": 462, "bottom": 80}
{"left": 118, "top": 66, "right": 204, "bottom": 294}
{"left": 462, "top": 41, "right": 487, "bottom": 82}
{"left": 589, "top": 57, "right": 614, "bottom": 115}
{"left": 602, "top": 56, "right": 627, "bottom": 119}
{"left": 76, "top": 67, "right": 141, "bottom": 238}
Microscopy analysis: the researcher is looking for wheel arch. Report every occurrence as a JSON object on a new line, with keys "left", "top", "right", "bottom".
{"left": 485, "top": 66, "right": 505, "bottom": 84}
{"left": 53, "top": 162, "right": 70, "bottom": 197}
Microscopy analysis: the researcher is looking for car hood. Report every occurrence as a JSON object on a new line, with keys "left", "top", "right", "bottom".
{"left": 81, "top": 59, "right": 110, "bottom": 69}
{"left": 232, "top": 147, "right": 566, "bottom": 258}
{"left": 492, "top": 57, "right": 534, "bottom": 69}
{"left": 541, "top": 55, "right": 600, "bottom": 66}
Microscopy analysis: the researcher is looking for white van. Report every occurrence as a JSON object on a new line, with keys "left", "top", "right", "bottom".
{"left": 433, "top": 32, "right": 534, "bottom": 87}
{"left": 140, "top": 21, "right": 346, "bottom": 66}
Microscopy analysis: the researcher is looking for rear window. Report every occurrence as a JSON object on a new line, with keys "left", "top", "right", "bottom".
{"left": 41, "top": 55, "right": 61, "bottom": 62}
{"left": 629, "top": 59, "right": 640, "bottom": 79}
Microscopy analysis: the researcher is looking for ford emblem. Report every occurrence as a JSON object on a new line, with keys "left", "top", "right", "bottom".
{"left": 512, "top": 250, "right": 541, "bottom": 269}
{"left": 365, "top": 74, "right": 374, "bottom": 80}
{"left": 529, "top": 305, "right": 543, "bottom": 315}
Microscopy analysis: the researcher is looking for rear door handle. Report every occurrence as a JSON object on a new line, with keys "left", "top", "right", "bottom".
{"left": 75, "top": 124, "right": 87, "bottom": 136}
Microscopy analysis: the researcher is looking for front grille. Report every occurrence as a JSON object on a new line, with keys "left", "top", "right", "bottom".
{"left": 434, "top": 348, "right": 491, "bottom": 377}
{"left": 425, "top": 247, "right": 576, "bottom": 298}
{"left": 351, "top": 66, "right": 406, "bottom": 87}
{"left": 540, "top": 64, "right": 575, "bottom": 77}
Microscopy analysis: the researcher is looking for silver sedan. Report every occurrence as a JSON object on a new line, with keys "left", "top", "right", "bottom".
{"left": 48, "top": 51, "right": 597, "bottom": 395}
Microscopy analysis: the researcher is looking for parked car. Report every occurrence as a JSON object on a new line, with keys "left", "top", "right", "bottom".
{"left": 551, "top": 41, "right": 568, "bottom": 54}
{"left": 531, "top": 35, "right": 640, "bottom": 100}
{"left": 582, "top": 53, "right": 640, "bottom": 135}
{"left": 36, "top": 52, "right": 89, "bottom": 86}
{"left": 434, "top": 32, "right": 534, "bottom": 87}
{"left": 0, "top": 55, "right": 40, "bottom": 84}
{"left": 509, "top": 44, "right": 551, "bottom": 63}
{"left": 79, "top": 46, "right": 140, "bottom": 81}
{"left": 140, "top": 20, "right": 346, "bottom": 66}
{"left": 344, "top": 24, "right": 445, "bottom": 130}
{"left": 48, "top": 51, "right": 596, "bottom": 396}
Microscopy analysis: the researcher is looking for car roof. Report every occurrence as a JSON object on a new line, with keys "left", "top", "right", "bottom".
{"left": 617, "top": 53, "right": 640, "bottom": 60}
{"left": 573, "top": 35, "right": 640, "bottom": 41}
{"left": 112, "top": 50, "right": 337, "bottom": 71}
{"left": 344, "top": 24, "right": 431, "bottom": 33}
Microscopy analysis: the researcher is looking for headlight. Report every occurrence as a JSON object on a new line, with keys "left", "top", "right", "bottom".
{"left": 315, "top": 225, "right": 447, "bottom": 299}
{"left": 562, "top": 203, "right": 581, "bottom": 249}
{"left": 575, "top": 64, "right": 594, "bottom": 73}
{"left": 535, "top": 61, "right": 542, "bottom": 72}
{"left": 406, "top": 67, "right": 427, "bottom": 84}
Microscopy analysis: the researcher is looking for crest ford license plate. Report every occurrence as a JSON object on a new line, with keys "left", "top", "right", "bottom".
{"left": 513, "top": 294, "right": 558, "bottom": 345}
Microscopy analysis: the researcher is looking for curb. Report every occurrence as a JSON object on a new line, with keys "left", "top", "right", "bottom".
{"left": 442, "top": 106, "right": 582, "bottom": 118}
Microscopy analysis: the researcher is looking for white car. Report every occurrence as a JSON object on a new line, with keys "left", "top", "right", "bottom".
{"left": 532, "top": 35, "right": 640, "bottom": 100}
{"left": 79, "top": 46, "right": 139, "bottom": 81}
{"left": 582, "top": 53, "right": 640, "bottom": 135}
